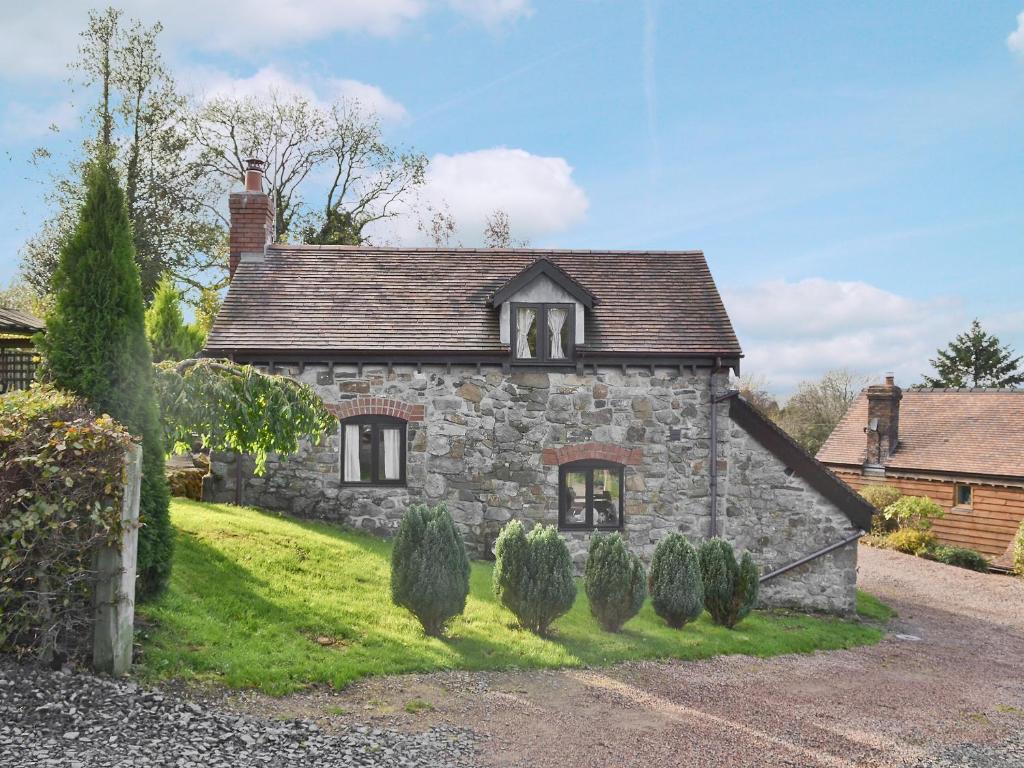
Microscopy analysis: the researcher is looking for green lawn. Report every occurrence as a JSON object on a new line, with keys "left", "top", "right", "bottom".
{"left": 138, "top": 500, "right": 887, "bottom": 695}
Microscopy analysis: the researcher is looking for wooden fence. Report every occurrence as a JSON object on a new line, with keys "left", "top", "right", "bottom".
{"left": 0, "top": 350, "right": 38, "bottom": 392}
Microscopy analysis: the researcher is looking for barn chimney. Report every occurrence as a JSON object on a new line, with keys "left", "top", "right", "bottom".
{"left": 228, "top": 158, "right": 275, "bottom": 279}
{"left": 864, "top": 373, "right": 901, "bottom": 468}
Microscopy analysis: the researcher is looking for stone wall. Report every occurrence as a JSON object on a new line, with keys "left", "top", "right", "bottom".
{"left": 722, "top": 421, "right": 859, "bottom": 614}
{"left": 205, "top": 363, "right": 859, "bottom": 614}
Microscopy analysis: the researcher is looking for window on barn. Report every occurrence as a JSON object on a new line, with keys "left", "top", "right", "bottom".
{"left": 341, "top": 416, "right": 407, "bottom": 486}
{"left": 954, "top": 484, "right": 972, "bottom": 508}
{"left": 558, "top": 460, "right": 624, "bottom": 530}
{"left": 512, "top": 302, "right": 575, "bottom": 363}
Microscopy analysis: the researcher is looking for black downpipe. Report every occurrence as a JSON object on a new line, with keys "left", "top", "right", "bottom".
{"left": 709, "top": 368, "right": 718, "bottom": 538}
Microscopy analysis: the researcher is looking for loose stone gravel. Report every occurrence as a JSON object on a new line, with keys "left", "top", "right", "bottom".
{"left": 913, "top": 730, "right": 1024, "bottom": 768}
{"left": 0, "top": 659, "right": 478, "bottom": 767}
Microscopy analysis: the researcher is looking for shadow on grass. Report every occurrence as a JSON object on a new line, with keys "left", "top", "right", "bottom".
{"left": 139, "top": 500, "right": 884, "bottom": 695}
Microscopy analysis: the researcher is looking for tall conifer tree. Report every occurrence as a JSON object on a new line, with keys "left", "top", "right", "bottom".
{"left": 37, "top": 155, "right": 173, "bottom": 597}
{"left": 923, "top": 320, "right": 1023, "bottom": 388}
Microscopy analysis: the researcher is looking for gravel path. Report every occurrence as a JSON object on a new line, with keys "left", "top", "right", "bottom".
{"left": 0, "top": 660, "right": 477, "bottom": 767}
{"left": 243, "top": 546, "right": 1024, "bottom": 767}
{"left": 3, "top": 546, "right": 1021, "bottom": 767}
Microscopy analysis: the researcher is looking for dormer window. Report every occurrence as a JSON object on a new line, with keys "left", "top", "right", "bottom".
{"left": 512, "top": 302, "right": 575, "bottom": 363}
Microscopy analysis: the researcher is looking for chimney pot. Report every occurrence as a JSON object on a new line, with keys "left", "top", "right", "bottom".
{"left": 244, "top": 157, "right": 266, "bottom": 193}
{"left": 885, "top": 373, "right": 895, "bottom": 386}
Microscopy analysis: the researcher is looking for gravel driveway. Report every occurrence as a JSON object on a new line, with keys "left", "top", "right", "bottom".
{"left": 3, "top": 546, "right": 1022, "bottom": 767}
{"left": 248, "top": 546, "right": 1024, "bottom": 767}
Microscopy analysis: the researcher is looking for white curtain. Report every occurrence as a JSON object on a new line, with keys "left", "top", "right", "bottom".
{"left": 343, "top": 424, "right": 361, "bottom": 481}
{"left": 516, "top": 307, "right": 536, "bottom": 358}
{"left": 382, "top": 428, "right": 400, "bottom": 480}
{"left": 548, "top": 307, "right": 567, "bottom": 359}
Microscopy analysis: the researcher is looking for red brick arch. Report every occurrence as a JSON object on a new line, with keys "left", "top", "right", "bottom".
{"left": 325, "top": 397, "right": 425, "bottom": 423}
{"left": 541, "top": 443, "right": 642, "bottom": 466}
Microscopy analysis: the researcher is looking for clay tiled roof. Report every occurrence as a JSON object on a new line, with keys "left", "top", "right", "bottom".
{"left": 817, "top": 389, "right": 1024, "bottom": 479}
{"left": 205, "top": 246, "right": 742, "bottom": 359}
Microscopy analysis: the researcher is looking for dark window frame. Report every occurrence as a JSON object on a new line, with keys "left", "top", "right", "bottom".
{"left": 339, "top": 415, "right": 408, "bottom": 487}
{"left": 510, "top": 301, "right": 576, "bottom": 365}
{"left": 558, "top": 459, "right": 625, "bottom": 531}
{"left": 954, "top": 483, "right": 973, "bottom": 508}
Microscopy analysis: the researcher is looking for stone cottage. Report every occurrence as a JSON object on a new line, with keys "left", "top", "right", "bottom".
{"left": 203, "top": 159, "right": 874, "bottom": 614}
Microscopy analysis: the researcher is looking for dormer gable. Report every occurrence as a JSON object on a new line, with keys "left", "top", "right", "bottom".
{"left": 490, "top": 259, "right": 594, "bottom": 360}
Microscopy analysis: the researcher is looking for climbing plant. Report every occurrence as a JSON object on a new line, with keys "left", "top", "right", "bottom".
{"left": 154, "top": 359, "right": 334, "bottom": 475}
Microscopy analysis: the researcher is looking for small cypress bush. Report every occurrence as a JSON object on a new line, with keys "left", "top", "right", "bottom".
{"left": 699, "top": 538, "right": 759, "bottom": 629}
{"left": 647, "top": 533, "right": 704, "bottom": 629}
{"left": 860, "top": 483, "right": 902, "bottom": 534}
{"left": 493, "top": 521, "right": 576, "bottom": 636}
{"left": 390, "top": 503, "right": 470, "bottom": 637}
{"left": 584, "top": 533, "right": 646, "bottom": 632}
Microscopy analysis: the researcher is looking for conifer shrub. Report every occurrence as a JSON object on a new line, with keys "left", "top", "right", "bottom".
{"left": 928, "top": 545, "right": 989, "bottom": 573}
{"left": 36, "top": 157, "right": 172, "bottom": 598}
{"left": 390, "top": 503, "right": 470, "bottom": 637}
{"left": 647, "top": 533, "right": 704, "bottom": 629}
{"left": 493, "top": 521, "right": 576, "bottom": 636}
{"left": 584, "top": 533, "right": 646, "bottom": 632}
{"left": 699, "top": 538, "right": 759, "bottom": 629}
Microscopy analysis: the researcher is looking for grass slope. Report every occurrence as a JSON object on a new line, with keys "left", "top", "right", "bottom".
{"left": 139, "top": 500, "right": 885, "bottom": 695}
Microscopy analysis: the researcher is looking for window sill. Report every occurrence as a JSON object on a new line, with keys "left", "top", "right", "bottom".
{"left": 339, "top": 482, "right": 407, "bottom": 489}
{"left": 950, "top": 505, "right": 973, "bottom": 515}
{"left": 557, "top": 524, "right": 624, "bottom": 533}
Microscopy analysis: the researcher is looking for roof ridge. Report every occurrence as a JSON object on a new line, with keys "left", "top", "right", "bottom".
{"left": 908, "top": 387, "right": 1024, "bottom": 394}
{"left": 265, "top": 244, "right": 706, "bottom": 256}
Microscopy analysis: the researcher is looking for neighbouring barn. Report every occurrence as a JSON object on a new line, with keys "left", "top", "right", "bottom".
{"left": 818, "top": 376, "right": 1024, "bottom": 565}
{"left": 202, "top": 159, "right": 875, "bottom": 614}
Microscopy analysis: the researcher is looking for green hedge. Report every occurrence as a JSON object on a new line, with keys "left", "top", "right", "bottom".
{"left": 0, "top": 386, "right": 132, "bottom": 663}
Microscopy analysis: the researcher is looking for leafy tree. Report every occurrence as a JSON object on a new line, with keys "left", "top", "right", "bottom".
{"left": 145, "top": 275, "right": 204, "bottom": 362}
{"left": 493, "top": 521, "right": 576, "bottom": 636}
{"left": 732, "top": 373, "right": 781, "bottom": 421}
{"left": 0, "top": 279, "right": 50, "bottom": 319}
{"left": 35, "top": 155, "right": 172, "bottom": 599}
{"left": 483, "top": 209, "right": 529, "bottom": 248}
{"left": 22, "top": 8, "right": 224, "bottom": 300}
{"left": 779, "top": 369, "right": 867, "bottom": 455}
{"left": 584, "top": 533, "right": 646, "bottom": 632}
{"left": 390, "top": 503, "right": 471, "bottom": 637}
{"left": 191, "top": 287, "right": 223, "bottom": 340}
{"left": 922, "top": 320, "right": 1023, "bottom": 389}
{"left": 153, "top": 358, "right": 335, "bottom": 475}
{"left": 698, "top": 538, "right": 758, "bottom": 629}
{"left": 189, "top": 92, "right": 427, "bottom": 244}
{"left": 647, "top": 533, "right": 704, "bottom": 629}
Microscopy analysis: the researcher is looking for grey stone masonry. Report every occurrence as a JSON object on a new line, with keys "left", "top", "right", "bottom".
{"left": 206, "top": 364, "right": 858, "bottom": 614}
{"left": 722, "top": 420, "right": 858, "bottom": 614}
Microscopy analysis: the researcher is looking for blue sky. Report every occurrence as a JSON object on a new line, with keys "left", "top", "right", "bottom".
{"left": 1, "top": 1, "right": 1022, "bottom": 390}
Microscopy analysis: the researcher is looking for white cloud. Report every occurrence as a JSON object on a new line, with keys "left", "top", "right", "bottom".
{"left": 1009, "top": 11, "right": 1024, "bottom": 55}
{"left": 0, "top": 99, "right": 77, "bottom": 141}
{"left": 447, "top": 0, "right": 533, "bottom": 27}
{"left": 723, "top": 278, "right": 965, "bottom": 393}
{"left": 378, "top": 147, "right": 588, "bottom": 245}
{"left": 0, "top": 0, "right": 532, "bottom": 80}
{"left": 188, "top": 66, "right": 407, "bottom": 122}
{"left": 329, "top": 79, "right": 408, "bottom": 122}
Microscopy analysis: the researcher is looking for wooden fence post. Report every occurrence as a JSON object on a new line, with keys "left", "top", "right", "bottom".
{"left": 92, "top": 442, "right": 142, "bottom": 675}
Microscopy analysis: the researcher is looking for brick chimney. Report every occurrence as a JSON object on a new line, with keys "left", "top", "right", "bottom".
{"left": 228, "top": 158, "right": 275, "bottom": 279}
{"left": 864, "top": 374, "right": 901, "bottom": 467}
